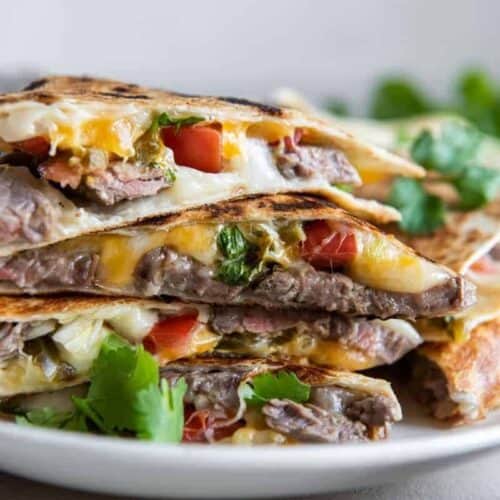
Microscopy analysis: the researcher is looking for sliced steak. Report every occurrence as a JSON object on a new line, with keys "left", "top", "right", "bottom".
{"left": 250, "top": 266, "right": 475, "bottom": 318}
{"left": 262, "top": 399, "right": 367, "bottom": 443}
{"left": 411, "top": 355, "right": 457, "bottom": 420}
{"left": 135, "top": 247, "right": 244, "bottom": 301}
{"left": 81, "top": 162, "right": 172, "bottom": 205}
{"left": 0, "top": 167, "right": 57, "bottom": 245}
{"left": 211, "top": 306, "right": 421, "bottom": 365}
{"left": 135, "top": 247, "right": 475, "bottom": 318}
{"left": 0, "top": 248, "right": 99, "bottom": 291}
{"left": 0, "top": 323, "right": 24, "bottom": 363}
{"left": 309, "top": 387, "right": 399, "bottom": 427}
{"left": 161, "top": 363, "right": 251, "bottom": 417}
{"left": 490, "top": 244, "right": 500, "bottom": 261}
{"left": 273, "top": 139, "right": 361, "bottom": 185}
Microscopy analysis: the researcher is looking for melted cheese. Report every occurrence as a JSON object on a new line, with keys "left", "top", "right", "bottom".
{"left": 163, "top": 224, "right": 219, "bottom": 266}
{"left": 348, "top": 231, "right": 449, "bottom": 293}
{"left": 0, "top": 100, "right": 151, "bottom": 158}
{"left": 98, "top": 232, "right": 169, "bottom": 286}
{"left": 97, "top": 223, "right": 219, "bottom": 287}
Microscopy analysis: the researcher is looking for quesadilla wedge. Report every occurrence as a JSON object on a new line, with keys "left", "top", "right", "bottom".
{"left": 409, "top": 217, "right": 500, "bottom": 424}
{"left": 2, "top": 354, "right": 402, "bottom": 444}
{"left": 408, "top": 211, "right": 499, "bottom": 341}
{"left": 0, "top": 194, "right": 475, "bottom": 318}
{"left": 411, "top": 318, "right": 500, "bottom": 425}
{"left": 160, "top": 357, "right": 402, "bottom": 444}
{"left": 0, "top": 76, "right": 425, "bottom": 257}
{"left": 0, "top": 295, "right": 422, "bottom": 398}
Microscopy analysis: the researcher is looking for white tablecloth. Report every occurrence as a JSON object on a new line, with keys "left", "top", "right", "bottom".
{"left": 1, "top": 448, "right": 499, "bottom": 499}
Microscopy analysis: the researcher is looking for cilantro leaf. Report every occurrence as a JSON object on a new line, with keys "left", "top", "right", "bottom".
{"left": 456, "top": 69, "right": 500, "bottom": 137}
{"left": 82, "top": 335, "right": 159, "bottom": 432}
{"left": 370, "top": 78, "right": 430, "bottom": 120}
{"left": 16, "top": 408, "right": 88, "bottom": 433}
{"left": 410, "top": 122, "right": 482, "bottom": 175}
{"left": 74, "top": 334, "right": 186, "bottom": 442}
{"left": 242, "top": 371, "right": 311, "bottom": 407}
{"left": 325, "top": 98, "right": 349, "bottom": 116}
{"left": 216, "top": 225, "right": 258, "bottom": 285}
{"left": 388, "top": 178, "right": 446, "bottom": 235}
{"left": 453, "top": 165, "right": 500, "bottom": 210}
{"left": 150, "top": 112, "right": 204, "bottom": 135}
{"left": 135, "top": 378, "right": 187, "bottom": 442}
{"left": 14, "top": 335, "right": 187, "bottom": 442}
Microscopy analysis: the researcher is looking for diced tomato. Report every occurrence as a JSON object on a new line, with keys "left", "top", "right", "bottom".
{"left": 300, "top": 220, "right": 357, "bottom": 269}
{"left": 182, "top": 407, "right": 244, "bottom": 443}
{"left": 12, "top": 136, "right": 50, "bottom": 157}
{"left": 143, "top": 313, "right": 199, "bottom": 360}
{"left": 39, "top": 159, "right": 82, "bottom": 189}
{"left": 470, "top": 255, "right": 497, "bottom": 274}
{"left": 161, "top": 126, "right": 222, "bottom": 173}
{"left": 183, "top": 408, "right": 211, "bottom": 443}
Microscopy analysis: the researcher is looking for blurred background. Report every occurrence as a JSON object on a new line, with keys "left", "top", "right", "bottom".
{"left": 1, "top": 0, "right": 498, "bottom": 112}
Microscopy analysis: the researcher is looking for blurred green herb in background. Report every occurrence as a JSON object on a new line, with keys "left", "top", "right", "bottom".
{"left": 325, "top": 68, "right": 500, "bottom": 235}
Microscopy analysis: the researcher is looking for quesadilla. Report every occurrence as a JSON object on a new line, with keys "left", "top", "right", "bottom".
{"left": 2, "top": 352, "right": 402, "bottom": 444}
{"left": 0, "top": 76, "right": 425, "bottom": 258}
{"left": 161, "top": 357, "right": 402, "bottom": 444}
{"left": 407, "top": 210, "right": 500, "bottom": 341}
{"left": 410, "top": 219, "right": 500, "bottom": 423}
{"left": 411, "top": 318, "right": 500, "bottom": 424}
{"left": 0, "top": 295, "right": 421, "bottom": 398}
{"left": 0, "top": 194, "right": 475, "bottom": 318}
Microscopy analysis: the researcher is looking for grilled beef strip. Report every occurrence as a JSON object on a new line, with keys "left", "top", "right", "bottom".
{"left": 0, "top": 243, "right": 474, "bottom": 318}
{"left": 0, "top": 167, "right": 57, "bottom": 245}
{"left": 134, "top": 247, "right": 474, "bottom": 318}
{"left": 211, "top": 306, "right": 421, "bottom": 365}
{"left": 273, "top": 138, "right": 361, "bottom": 185}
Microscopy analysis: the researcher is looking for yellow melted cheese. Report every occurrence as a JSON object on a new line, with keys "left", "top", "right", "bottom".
{"left": 98, "top": 224, "right": 219, "bottom": 287}
{"left": 348, "top": 231, "right": 449, "bottom": 293}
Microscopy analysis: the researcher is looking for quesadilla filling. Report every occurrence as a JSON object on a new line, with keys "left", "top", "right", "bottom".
{"left": 0, "top": 302, "right": 421, "bottom": 397}
{"left": 0, "top": 217, "right": 474, "bottom": 317}
{"left": 0, "top": 109, "right": 365, "bottom": 247}
{"left": 161, "top": 360, "right": 401, "bottom": 444}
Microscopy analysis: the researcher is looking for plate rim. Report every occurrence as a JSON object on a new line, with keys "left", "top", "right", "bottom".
{"left": 1, "top": 417, "right": 500, "bottom": 470}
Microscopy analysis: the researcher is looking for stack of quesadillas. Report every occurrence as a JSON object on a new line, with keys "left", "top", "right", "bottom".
{"left": 0, "top": 77, "right": 476, "bottom": 444}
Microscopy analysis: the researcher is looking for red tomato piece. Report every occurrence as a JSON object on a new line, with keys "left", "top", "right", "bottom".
{"left": 182, "top": 407, "right": 244, "bottom": 443}
{"left": 161, "top": 126, "right": 222, "bottom": 173}
{"left": 12, "top": 136, "right": 50, "bottom": 157}
{"left": 39, "top": 159, "right": 82, "bottom": 189}
{"left": 300, "top": 220, "right": 357, "bottom": 269}
{"left": 470, "top": 255, "right": 497, "bottom": 274}
{"left": 143, "top": 313, "right": 198, "bottom": 360}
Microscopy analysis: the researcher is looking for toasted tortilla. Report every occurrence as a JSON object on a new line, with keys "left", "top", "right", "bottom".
{"left": 413, "top": 318, "right": 500, "bottom": 424}
{"left": 0, "top": 194, "right": 468, "bottom": 302}
{"left": 0, "top": 77, "right": 426, "bottom": 257}
{"left": 404, "top": 210, "right": 500, "bottom": 274}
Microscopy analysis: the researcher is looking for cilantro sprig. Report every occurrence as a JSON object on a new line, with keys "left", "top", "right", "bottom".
{"left": 150, "top": 112, "right": 204, "bottom": 135}
{"left": 16, "top": 334, "right": 187, "bottom": 443}
{"left": 388, "top": 178, "right": 446, "bottom": 235}
{"left": 389, "top": 122, "right": 500, "bottom": 234}
{"left": 241, "top": 371, "right": 311, "bottom": 407}
{"left": 216, "top": 225, "right": 260, "bottom": 285}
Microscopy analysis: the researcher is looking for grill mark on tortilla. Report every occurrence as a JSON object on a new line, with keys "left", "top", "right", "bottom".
{"left": 218, "top": 96, "right": 283, "bottom": 116}
{"left": 98, "top": 91, "right": 152, "bottom": 100}
{"left": 22, "top": 78, "right": 49, "bottom": 91}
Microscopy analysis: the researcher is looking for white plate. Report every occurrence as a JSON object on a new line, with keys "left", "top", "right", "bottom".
{"left": 0, "top": 398, "right": 499, "bottom": 498}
